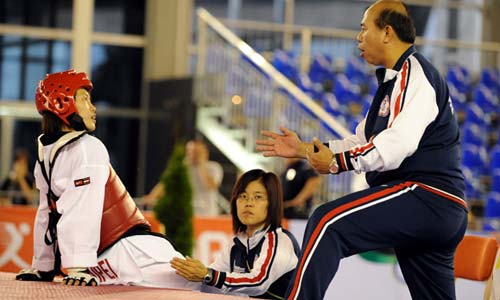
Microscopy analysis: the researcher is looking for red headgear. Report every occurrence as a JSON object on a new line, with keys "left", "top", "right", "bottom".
{"left": 35, "top": 69, "right": 93, "bottom": 125}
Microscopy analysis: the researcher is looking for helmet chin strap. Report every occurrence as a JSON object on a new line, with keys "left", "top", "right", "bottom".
{"left": 67, "top": 113, "right": 91, "bottom": 132}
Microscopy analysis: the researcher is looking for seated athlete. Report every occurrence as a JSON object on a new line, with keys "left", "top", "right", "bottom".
{"left": 15, "top": 69, "right": 200, "bottom": 290}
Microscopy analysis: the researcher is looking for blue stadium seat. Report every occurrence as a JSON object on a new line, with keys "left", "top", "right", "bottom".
{"left": 446, "top": 65, "right": 471, "bottom": 95}
{"left": 461, "top": 122, "right": 486, "bottom": 147}
{"left": 448, "top": 81, "right": 468, "bottom": 112}
{"left": 464, "top": 103, "right": 487, "bottom": 127}
{"left": 308, "top": 53, "right": 334, "bottom": 85}
{"left": 271, "top": 49, "right": 298, "bottom": 82}
{"left": 483, "top": 192, "right": 500, "bottom": 231}
{"left": 345, "top": 55, "right": 368, "bottom": 85}
{"left": 473, "top": 85, "right": 499, "bottom": 115}
{"left": 479, "top": 68, "right": 500, "bottom": 94}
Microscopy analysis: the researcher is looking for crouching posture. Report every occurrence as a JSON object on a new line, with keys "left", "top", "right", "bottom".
{"left": 172, "top": 169, "right": 299, "bottom": 299}
{"left": 15, "top": 70, "right": 200, "bottom": 290}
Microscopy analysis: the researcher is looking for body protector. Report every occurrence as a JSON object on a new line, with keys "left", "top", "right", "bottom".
{"left": 35, "top": 69, "right": 92, "bottom": 129}
{"left": 37, "top": 131, "right": 150, "bottom": 270}
{"left": 99, "top": 166, "right": 151, "bottom": 254}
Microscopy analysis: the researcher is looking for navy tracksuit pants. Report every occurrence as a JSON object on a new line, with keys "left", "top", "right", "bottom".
{"left": 285, "top": 180, "right": 468, "bottom": 300}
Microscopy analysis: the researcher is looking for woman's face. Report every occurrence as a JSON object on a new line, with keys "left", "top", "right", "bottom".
{"left": 236, "top": 179, "right": 269, "bottom": 236}
{"left": 74, "top": 88, "right": 96, "bottom": 132}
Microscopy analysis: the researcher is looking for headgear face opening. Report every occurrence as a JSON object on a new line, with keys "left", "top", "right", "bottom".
{"left": 35, "top": 69, "right": 93, "bottom": 126}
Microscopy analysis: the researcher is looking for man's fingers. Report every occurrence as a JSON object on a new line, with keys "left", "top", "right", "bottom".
{"left": 279, "top": 125, "right": 291, "bottom": 135}
{"left": 312, "top": 137, "right": 323, "bottom": 148}
{"left": 260, "top": 130, "right": 280, "bottom": 139}
{"left": 255, "top": 139, "right": 274, "bottom": 146}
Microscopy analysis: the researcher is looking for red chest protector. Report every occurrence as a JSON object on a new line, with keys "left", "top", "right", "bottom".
{"left": 99, "top": 166, "right": 150, "bottom": 254}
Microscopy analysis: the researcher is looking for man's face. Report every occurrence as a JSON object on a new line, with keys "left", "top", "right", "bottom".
{"left": 357, "top": 6, "right": 385, "bottom": 66}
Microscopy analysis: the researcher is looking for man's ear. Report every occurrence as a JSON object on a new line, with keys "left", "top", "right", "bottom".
{"left": 383, "top": 25, "right": 394, "bottom": 43}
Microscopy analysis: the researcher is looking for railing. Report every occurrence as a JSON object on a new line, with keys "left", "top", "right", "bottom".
{"left": 195, "top": 8, "right": 359, "bottom": 204}
{"left": 218, "top": 18, "right": 500, "bottom": 76}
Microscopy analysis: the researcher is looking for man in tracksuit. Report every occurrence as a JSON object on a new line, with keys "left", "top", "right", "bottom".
{"left": 256, "top": 1, "right": 467, "bottom": 299}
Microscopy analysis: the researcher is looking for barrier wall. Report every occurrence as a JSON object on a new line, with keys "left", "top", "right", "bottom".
{"left": 0, "top": 206, "right": 283, "bottom": 271}
{"left": 0, "top": 205, "right": 485, "bottom": 299}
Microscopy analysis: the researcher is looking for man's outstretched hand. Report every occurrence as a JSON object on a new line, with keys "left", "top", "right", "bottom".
{"left": 256, "top": 126, "right": 305, "bottom": 158}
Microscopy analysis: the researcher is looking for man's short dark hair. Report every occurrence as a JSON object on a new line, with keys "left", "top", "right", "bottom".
{"left": 375, "top": 5, "right": 416, "bottom": 44}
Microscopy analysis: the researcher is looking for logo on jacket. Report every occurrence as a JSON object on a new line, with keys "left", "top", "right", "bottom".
{"left": 378, "top": 95, "right": 390, "bottom": 117}
{"left": 74, "top": 177, "right": 91, "bottom": 187}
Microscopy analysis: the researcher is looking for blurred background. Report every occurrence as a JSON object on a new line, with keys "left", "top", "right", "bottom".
{"left": 1, "top": 1, "right": 500, "bottom": 298}
{"left": 0, "top": 0, "right": 498, "bottom": 223}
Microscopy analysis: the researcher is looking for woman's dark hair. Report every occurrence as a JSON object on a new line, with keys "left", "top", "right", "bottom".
{"left": 230, "top": 169, "right": 283, "bottom": 234}
{"left": 41, "top": 112, "right": 65, "bottom": 134}
{"left": 375, "top": 5, "right": 416, "bottom": 44}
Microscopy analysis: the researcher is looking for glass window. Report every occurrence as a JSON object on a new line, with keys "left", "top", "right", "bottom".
{"left": 93, "top": 0, "right": 145, "bottom": 35}
{"left": 0, "top": 37, "right": 71, "bottom": 101}
{"left": 93, "top": 117, "right": 139, "bottom": 196}
{"left": 0, "top": 0, "right": 72, "bottom": 29}
{"left": 91, "top": 44, "right": 143, "bottom": 108}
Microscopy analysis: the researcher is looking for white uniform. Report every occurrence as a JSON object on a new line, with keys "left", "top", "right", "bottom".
{"left": 32, "top": 131, "right": 200, "bottom": 290}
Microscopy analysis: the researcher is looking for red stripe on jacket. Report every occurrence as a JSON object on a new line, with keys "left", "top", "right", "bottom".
{"left": 226, "top": 231, "right": 275, "bottom": 285}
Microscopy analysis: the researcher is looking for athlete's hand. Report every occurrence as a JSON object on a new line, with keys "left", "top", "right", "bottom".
{"left": 62, "top": 268, "right": 98, "bottom": 286}
{"left": 15, "top": 268, "right": 55, "bottom": 282}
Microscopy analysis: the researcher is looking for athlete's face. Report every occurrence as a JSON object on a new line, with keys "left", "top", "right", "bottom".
{"left": 357, "top": 6, "right": 386, "bottom": 66}
{"left": 74, "top": 88, "right": 96, "bottom": 132}
{"left": 236, "top": 179, "right": 269, "bottom": 237}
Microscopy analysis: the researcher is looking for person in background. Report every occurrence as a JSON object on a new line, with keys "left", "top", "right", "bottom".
{"left": 256, "top": 1, "right": 467, "bottom": 299}
{"left": 0, "top": 148, "right": 35, "bottom": 205}
{"left": 15, "top": 69, "right": 199, "bottom": 291}
{"left": 280, "top": 158, "right": 321, "bottom": 219}
{"left": 144, "top": 139, "right": 224, "bottom": 216}
{"left": 171, "top": 169, "right": 299, "bottom": 299}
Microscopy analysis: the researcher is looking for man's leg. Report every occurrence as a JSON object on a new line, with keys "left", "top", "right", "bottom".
{"left": 285, "top": 181, "right": 467, "bottom": 300}
{"left": 286, "top": 181, "right": 417, "bottom": 300}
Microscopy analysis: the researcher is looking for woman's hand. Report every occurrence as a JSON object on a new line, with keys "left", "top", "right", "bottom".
{"left": 170, "top": 256, "right": 208, "bottom": 282}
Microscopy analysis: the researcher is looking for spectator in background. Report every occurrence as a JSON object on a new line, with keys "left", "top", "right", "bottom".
{"left": 171, "top": 169, "right": 299, "bottom": 299}
{"left": 280, "top": 158, "right": 320, "bottom": 219}
{"left": 144, "top": 139, "right": 224, "bottom": 216}
{"left": 0, "top": 148, "right": 35, "bottom": 205}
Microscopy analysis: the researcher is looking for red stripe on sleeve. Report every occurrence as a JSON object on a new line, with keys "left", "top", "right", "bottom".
{"left": 390, "top": 61, "right": 408, "bottom": 127}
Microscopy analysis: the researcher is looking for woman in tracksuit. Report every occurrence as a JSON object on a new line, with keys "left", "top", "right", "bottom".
{"left": 172, "top": 169, "right": 300, "bottom": 299}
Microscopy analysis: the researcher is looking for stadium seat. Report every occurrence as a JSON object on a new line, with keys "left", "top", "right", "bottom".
{"left": 480, "top": 68, "right": 500, "bottom": 94}
{"left": 446, "top": 65, "right": 471, "bottom": 95}
{"left": 345, "top": 55, "right": 368, "bottom": 85}
{"left": 454, "top": 235, "right": 500, "bottom": 300}
{"left": 462, "top": 122, "right": 486, "bottom": 147}
{"left": 271, "top": 49, "right": 298, "bottom": 82}
{"left": 474, "top": 85, "right": 498, "bottom": 115}
{"left": 308, "top": 53, "right": 335, "bottom": 86}
{"left": 454, "top": 235, "right": 498, "bottom": 281}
